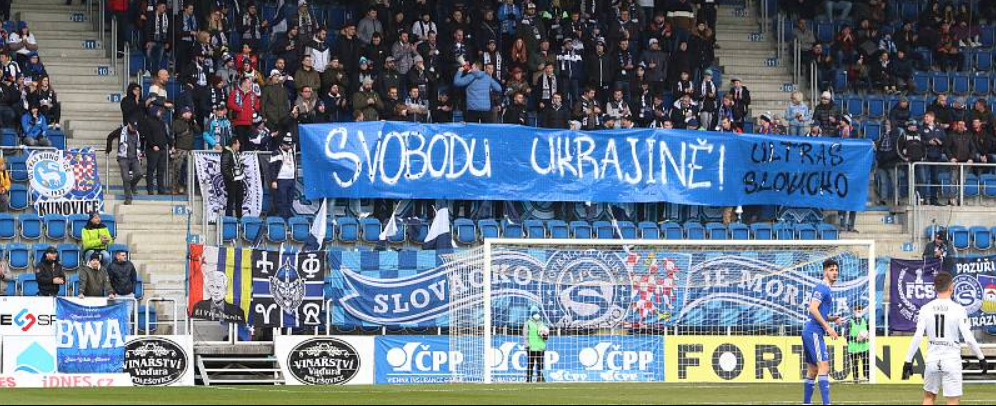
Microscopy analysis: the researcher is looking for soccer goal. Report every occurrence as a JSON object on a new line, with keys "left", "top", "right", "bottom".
{"left": 446, "top": 239, "right": 876, "bottom": 384}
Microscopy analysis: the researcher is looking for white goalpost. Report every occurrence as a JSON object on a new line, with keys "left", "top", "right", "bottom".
{"left": 447, "top": 239, "right": 877, "bottom": 384}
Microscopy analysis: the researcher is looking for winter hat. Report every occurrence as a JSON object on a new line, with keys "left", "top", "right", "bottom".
{"left": 759, "top": 112, "right": 773, "bottom": 123}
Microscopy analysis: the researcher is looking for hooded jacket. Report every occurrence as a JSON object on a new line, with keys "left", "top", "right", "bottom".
{"left": 453, "top": 70, "right": 502, "bottom": 112}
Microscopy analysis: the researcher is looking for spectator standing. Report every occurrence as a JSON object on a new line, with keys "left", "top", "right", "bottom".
{"left": 110, "top": 116, "right": 144, "bottom": 205}
{"left": 785, "top": 91, "right": 811, "bottom": 136}
{"left": 540, "top": 93, "right": 570, "bottom": 129}
{"left": 82, "top": 212, "right": 113, "bottom": 268}
{"left": 204, "top": 104, "right": 232, "bottom": 151}
{"left": 294, "top": 55, "right": 321, "bottom": 95}
{"left": 454, "top": 62, "right": 502, "bottom": 124}
{"left": 78, "top": 253, "right": 115, "bottom": 299}
{"left": 0, "top": 74, "right": 18, "bottom": 130}
{"left": 228, "top": 76, "right": 260, "bottom": 147}
{"left": 729, "top": 77, "right": 751, "bottom": 129}
{"left": 171, "top": 107, "right": 199, "bottom": 195}
{"left": 143, "top": 0, "right": 172, "bottom": 73}
{"left": 175, "top": 3, "right": 199, "bottom": 68}
{"left": 876, "top": 119, "right": 901, "bottom": 206}
{"left": 140, "top": 106, "right": 171, "bottom": 195}
{"left": 813, "top": 91, "right": 839, "bottom": 136}
{"left": 846, "top": 304, "right": 870, "bottom": 383}
{"left": 921, "top": 112, "right": 947, "bottom": 206}
{"left": 268, "top": 135, "right": 296, "bottom": 220}
{"left": 239, "top": 2, "right": 268, "bottom": 54}
{"left": 358, "top": 7, "right": 384, "bottom": 46}
{"left": 574, "top": 87, "right": 603, "bottom": 130}
{"left": 35, "top": 247, "right": 65, "bottom": 297}
{"left": 352, "top": 78, "right": 383, "bottom": 121}
{"left": 221, "top": 137, "right": 245, "bottom": 219}
{"left": 306, "top": 27, "right": 331, "bottom": 74}
{"left": 262, "top": 70, "right": 291, "bottom": 134}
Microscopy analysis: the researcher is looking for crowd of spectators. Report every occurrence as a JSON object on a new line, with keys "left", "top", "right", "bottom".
{"left": 776, "top": 0, "right": 996, "bottom": 207}
{"left": 0, "top": 19, "right": 61, "bottom": 148}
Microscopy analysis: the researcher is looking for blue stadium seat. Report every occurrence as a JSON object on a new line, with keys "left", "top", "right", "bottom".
{"left": 833, "top": 69, "right": 848, "bottom": 92}
{"left": 900, "top": 1, "right": 919, "bottom": 22}
{"left": 910, "top": 95, "right": 927, "bottom": 118}
{"left": 912, "top": 71, "right": 931, "bottom": 95}
{"left": 100, "top": 214, "right": 117, "bottom": 238}
{"left": 973, "top": 73, "right": 992, "bottom": 97}
{"left": 774, "top": 222, "right": 795, "bottom": 240}
{"left": 569, "top": 221, "right": 592, "bottom": 239}
{"left": 7, "top": 154, "right": 26, "bottom": 182}
{"left": 59, "top": 243, "right": 81, "bottom": 270}
{"left": 818, "top": 224, "right": 840, "bottom": 240}
{"left": 43, "top": 214, "right": 67, "bottom": 240}
{"left": 502, "top": 220, "right": 525, "bottom": 239}
{"left": 0, "top": 213, "right": 15, "bottom": 240}
{"left": 17, "top": 272, "right": 37, "bottom": 296}
{"left": 548, "top": 220, "right": 569, "bottom": 239}
{"left": 932, "top": 72, "right": 951, "bottom": 94}
{"left": 845, "top": 96, "right": 864, "bottom": 117}
{"left": 108, "top": 244, "right": 129, "bottom": 259}
{"left": 33, "top": 244, "right": 51, "bottom": 266}
{"left": 336, "top": 217, "right": 359, "bottom": 243}
{"left": 359, "top": 218, "right": 381, "bottom": 244}
{"left": 68, "top": 214, "right": 89, "bottom": 240}
{"left": 971, "top": 226, "right": 993, "bottom": 251}
{"left": 982, "top": 25, "right": 996, "bottom": 48}
{"left": 288, "top": 216, "right": 311, "bottom": 243}
{"left": 866, "top": 96, "right": 886, "bottom": 118}
{"left": 617, "top": 221, "right": 637, "bottom": 239}
{"left": 385, "top": 218, "right": 405, "bottom": 244}
{"left": 454, "top": 218, "right": 478, "bottom": 245}
{"left": 6, "top": 243, "right": 28, "bottom": 270}
{"left": 479, "top": 220, "right": 500, "bottom": 240}
{"left": 267, "top": 217, "right": 288, "bottom": 243}
{"left": 409, "top": 219, "right": 428, "bottom": 244}
{"left": 948, "top": 226, "right": 971, "bottom": 250}
{"left": 592, "top": 221, "right": 614, "bottom": 239}
{"left": 816, "top": 21, "right": 835, "bottom": 43}
{"left": 982, "top": 175, "right": 996, "bottom": 197}
{"left": 19, "top": 214, "right": 42, "bottom": 240}
{"left": 728, "top": 223, "right": 750, "bottom": 240}
{"left": 241, "top": 216, "right": 265, "bottom": 243}
{"left": 134, "top": 273, "right": 145, "bottom": 300}
{"left": 638, "top": 222, "right": 660, "bottom": 239}
{"left": 706, "top": 223, "right": 728, "bottom": 240}
{"left": 925, "top": 225, "right": 946, "bottom": 240}
{"left": 796, "top": 224, "right": 818, "bottom": 240}
{"left": 662, "top": 222, "right": 683, "bottom": 240}
{"left": 952, "top": 73, "right": 971, "bottom": 96}
{"left": 524, "top": 220, "right": 546, "bottom": 239}
{"left": 862, "top": 121, "right": 881, "bottom": 141}
{"left": 9, "top": 185, "right": 28, "bottom": 211}
{"left": 221, "top": 216, "right": 239, "bottom": 243}
{"left": 965, "top": 174, "right": 981, "bottom": 198}
{"left": 977, "top": 50, "right": 994, "bottom": 72}
{"left": 750, "top": 223, "right": 773, "bottom": 240}
{"left": 685, "top": 222, "right": 706, "bottom": 240}
{"left": 938, "top": 171, "right": 957, "bottom": 199}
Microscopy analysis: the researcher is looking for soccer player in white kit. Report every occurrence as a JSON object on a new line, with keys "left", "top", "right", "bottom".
{"left": 903, "top": 272, "right": 989, "bottom": 405}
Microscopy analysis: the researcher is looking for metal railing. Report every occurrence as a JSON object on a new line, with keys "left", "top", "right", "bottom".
{"left": 905, "top": 162, "right": 996, "bottom": 243}
{"left": 775, "top": 13, "right": 785, "bottom": 67}
{"left": 123, "top": 42, "right": 130, "bottom": 93}
{"left": 110, "top": 17, "right": 117, "bottom": 75}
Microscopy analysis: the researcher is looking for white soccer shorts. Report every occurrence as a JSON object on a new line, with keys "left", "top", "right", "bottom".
{"left": 924, "top": 358, "right": 964, "bottom": 398}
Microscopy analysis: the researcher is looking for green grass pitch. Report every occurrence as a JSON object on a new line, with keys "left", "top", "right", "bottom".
{"left": 3, "top": 383, "right": 996, "bottom": 405}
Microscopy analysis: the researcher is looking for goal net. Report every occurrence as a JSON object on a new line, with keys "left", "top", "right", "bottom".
{"left": 446, "top": 240, "right": 876, "bottom": 384}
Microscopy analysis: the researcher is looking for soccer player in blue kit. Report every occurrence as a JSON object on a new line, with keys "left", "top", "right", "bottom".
{"left": 803, "top": 259, "right": 843, "bottom": 405}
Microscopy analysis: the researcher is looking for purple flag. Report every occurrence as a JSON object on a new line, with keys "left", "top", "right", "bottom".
{"left": 889, "top": 258, "right": 942, "bottom": 332}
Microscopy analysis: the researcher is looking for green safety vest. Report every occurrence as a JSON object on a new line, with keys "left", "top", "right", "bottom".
{"left": 848, "top": 317, "right": 869, "bottom": 353}
{"left": 527, "top": 319, "right": 547, "bottom": 352}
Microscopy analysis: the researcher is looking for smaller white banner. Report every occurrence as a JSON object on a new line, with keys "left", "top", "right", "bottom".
{"left": 275, "top": 336, "right": 375, "bottom": 386}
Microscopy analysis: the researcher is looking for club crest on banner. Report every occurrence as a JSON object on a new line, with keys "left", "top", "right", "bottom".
{"left": 28, "top": 151, "right": 75, "bottom": 198}
{"left": 271, "top": 259, "right": 306, "bottom": 311}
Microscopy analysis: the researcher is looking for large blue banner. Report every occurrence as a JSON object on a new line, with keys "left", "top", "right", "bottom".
{"left": 375, "top": 335, "right": 665, "bottom": 384}
{"left": 300, "top": 122, "right": 874, "bottom": 211}
{"left": 328, "top": 249, "right": 878, "bottom": 331}
{"left": 54, "top": 299, "right": 129, "bottom": 373}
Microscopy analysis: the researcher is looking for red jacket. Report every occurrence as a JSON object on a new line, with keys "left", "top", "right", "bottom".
{"left": 227, "top": 88, "right": 259, "bottom": 127}
{"left": 107, "top": 0, "right": 128, "bottom": 13}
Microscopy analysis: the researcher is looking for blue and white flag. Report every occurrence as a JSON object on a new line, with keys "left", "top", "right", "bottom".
{"left": 304, "top": 198, "right": 328, "bottom": 251}
{"left": 55, "top": 299, "right": 129, "bottom": 373}
{"left": 423, "top": 207, "right": 453, "bottom": 250}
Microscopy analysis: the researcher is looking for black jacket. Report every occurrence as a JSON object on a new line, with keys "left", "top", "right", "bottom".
{"left": 107, "top": 259, "right": 138, "bottom": 296}
{"left": 221, "top": 147, "right": 243, "bottom": 185}
{"left": 139, "top": 114, "right": 172, "bottom": 152}
{"left": 540, "top": 104, "right": 571, "bottom": 129}
{"left": 35, "top": 259, "right": 65, "bottom": 297}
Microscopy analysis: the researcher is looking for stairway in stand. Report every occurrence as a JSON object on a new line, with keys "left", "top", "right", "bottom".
{"left": 714, "top": 4, "right": 800, "bottom": 120}
{"left": 14, "top": 0, "right": 198, "bottom": 313}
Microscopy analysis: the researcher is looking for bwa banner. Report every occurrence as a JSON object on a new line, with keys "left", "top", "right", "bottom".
{"left": 55, "top": 299, "right": 129, "bottom": 374}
